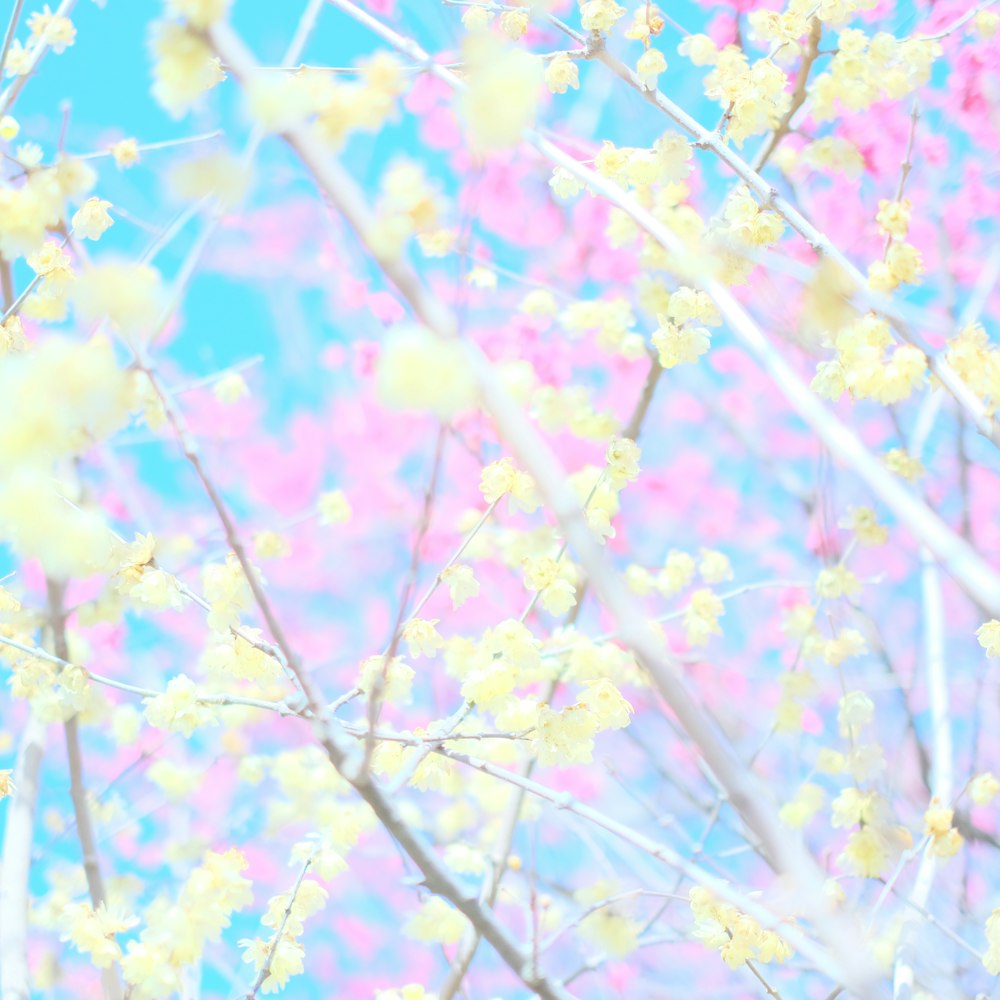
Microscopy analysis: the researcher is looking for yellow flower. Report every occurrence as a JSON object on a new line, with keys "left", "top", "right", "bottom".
{"left": 459, "top": 34, "right": 542, "bottom": 153}
{"left": 214, "top": 372, "right": 249, "bottom": 404}
{"left": 71, "top": 197, "right": 113, "bottom": 240}
{"left": 318, "top": 489, "right": 352, "bottom": 526}
{"left": 143, "top": 674, "right": 218, "bottom": 737}
{"left": 109, "top": 137, "right": 140, "bottom": 168}
{"left": 545, "top": 52, "right": 580, "bottom": 94}
{"left": 402, "top": 617, "right": 444, "bottom": 658}
{"left": 970, "top": 772, "right": 1000, "bottom": 806}
{"left": 376, "top": 324, "right": 477, "bottom": 418}
{"left": 636, "top": 47, "right": 667, "bottom": 88}
{"left": 977, "top": 620, "right": 1000, "bottom": 658}
{"left": 404, "top": 897, "right": 469, "bottom": 944}
{"left": 149, "top": 21, "right": 226, "bottom": 117}
{"left": 440, "top": 564, "right": 479, "bottom": 609}
{"left": 580, "top": 0, "right": 626, "bottom": 33}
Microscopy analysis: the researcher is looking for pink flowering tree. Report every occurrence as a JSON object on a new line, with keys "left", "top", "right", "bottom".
{"left": 2, "top": 0, "right": 1000, "bottom": 997}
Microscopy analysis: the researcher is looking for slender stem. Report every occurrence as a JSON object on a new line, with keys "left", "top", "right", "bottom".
{"left": 0, "top": 0, "right": 26, "bottom": 84}
{"left": 46, "top": 578, "right": 124, "bottom": 1000}
{"left": 245, "top": 858, "right": 313, "bottom": 1000}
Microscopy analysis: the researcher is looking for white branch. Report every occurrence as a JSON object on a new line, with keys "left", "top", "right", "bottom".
{"left": 0, "top": 710, "right": 47, "bottom": 1000}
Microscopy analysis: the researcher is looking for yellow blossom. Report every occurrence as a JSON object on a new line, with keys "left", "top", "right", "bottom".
{"left": 71, "top": 197, "right": 113, "bottom": 240}
{"left": 318, "top": 489, "right": 352, "bottom": 526}
{"left": 376, "top": 324, "right": 477, "bottom": 418}
{"left": 459, "top": 35, "right": 541, "bottom": 153}
{"left": 143, "top": 674, "right": 218, "bottom": 737}
{"left": 404, "top": 897, "right": 469, "bottom": 944}
{"left": 970, "top": 772, "right": 1000, "bottom": 806}
{"left": 977, "top": 620, "right": 1000, "bottom": 658}
{"left": 402, "top": 618, "right": 444, "bottom": 658}
{"left": 545, "top": 52, "right": 580, "bottom": 94}
{"left": 214, "top": 372, "right": 249, "bottom": 404}
{"left": 440, "top": 564, "right": 479, "bottom": 608}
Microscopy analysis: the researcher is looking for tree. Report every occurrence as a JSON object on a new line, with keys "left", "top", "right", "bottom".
{"left": 2, "top": 0, "right": 1000, "bottom": 997}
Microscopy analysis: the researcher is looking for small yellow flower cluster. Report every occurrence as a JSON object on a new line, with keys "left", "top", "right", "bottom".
{"left": 560, "top": 296, "right": 648, "bottom": 359}
{"left": 838, "top": 506, "right": 888, "bottom": 547}
{"left": 800, "top": 136, "right": 866, "bottom": 178}
{"left": 816, "top": 564, "right": 862, "bottom": 600}
{"left": 652, "top": 284, "right": 722, "bottom": 369}
{"left": 683, "top": 588, "right": 725, "bottom": 646}
{"left": 121, "top": 849, "right": 253, "bottom": 998}
{"left": 59, "top": 901, "right": 138, "bottom": 969}
{"left": 499, "top": 7, "right": 530, "bottom": 41}
{"left": 562, "top": 634, "right": 645, "bottom": 688}
{"left": 923, "top": 799, "right": 964, "bottom": 859}
{"left": 460, "top": 34, "right": 542, "bottom": 153}
{"left": 722, "top": 185, "right": 785, "bottom": 247}
{"left": 0, "top": 768, "right": 14, "bottom": 799}
{"left": 214, "top": 372, "right": 249, "bottom": 404}
{"left": 580, "top": 0, "right": 627, "bottom": 33}
{"left": 252, "top": 529, "right": 290, "bottom": 560}
{"left": 522, "top": 555, "right": 578, "bottom": 615}
{"left": 984, "top": 909, "right": 1000, "bottom": 975}
{"left": 109, "top": 137, "right": 140, "bottom": 168}
{"left": 240, "top": 878, "right": 328, "bottom": 994}
{"left": 837, "top": 689, "right": 874, "bottom": 737}
{"left": 440, "top": 563, "right": 480, "bottom": 609}
{"left": 1, "top": 153, "right": 93, "bottom": 263}
{"left": 0, "top": 336, "right": 131, "bottom": 578}
{"left": 774, "top": 670, "right": 817, "bottom": 733}
{"left": 635, "top": 47, "right": 667, "bottom": 89}
{"left": 868, "top": 242, "right": 924, "bottom": 293}
{"left": 811, "top": 313, "right": 926, "bottom": 405}
{"left": 689, "top": 887, "right": 794, "bottom": 969}
{"left": 202, "top": 629, "right": 281, "bottom": 682}
{"left": 22, "top": 239, "right": 75, "bottom": 322}
{"left": 883, "top": 447, "right": 924, "bottom": 482}
{"left": 975, "top": 10, "right": 1000, "bottom": 38}
{"left": 74, "top": 259, "right": 167, "bottom": 337}
{"left": 660, "top": 549, "right": 696, "bottom": 595}
{"left": 357, "top": 653, "right": 415, "bottom": 704}
{"left": 779, "top": 781, "right": 826, "bottom": 828}
{"left": 569, "top": 465, "right": 621, "bottom": 542}
{"left": 970, "top": 772, "right": 1000, "bottom": 805}
{"left": 832, "top": 788, "right": 911, "bottom": 877}
{"left": 534, "top": 703, "right": 597, "bottom": 765}
{"left": 822, "top": 627, "right": 867, "bottom": 667}
{"left": 377, "top": 324, "right": 477, "bottom": 418}
{"left": 111, "top": 533, "right": 184, "bottom": 611}
{"left": 580, "top": 905, "right": 642, "bottom": 956}
{"left": 945, "top": 323, "right": 1000, "bottom": 413}
{"left": 2, "top": 5, "right": 76, "bottom": 75}
{"left": 545, "top": 52, "right": 580, "bottom": 94}
{"left": 811, "top": 29, "right": 941, "bottom": 122}
{"left": 480, "top": 457, "right": 540, "bottom": 513}
{"left": 202, "top": 553, "right": 255, "bottom": 633}
{"left": 309, "top": 52, "right": 407, "bottom": 150}
{"left": 318, "top": 488, "right": 352, "bottom": 526}
{"left": 0, "top": 313, "right": 25, "bottom": 353}
{"left": 977, "top": 620, "right": 1000, "bottom": 658}
{"left": 702, "top": 50, "right": 790, "bottom": 146}
{"left": 149, "top": 20, "right": 226, "bottom": 118}
{"left": 143, "top": 675, "right": 218, "bottom": 737}
{"left": 532, "top": 384, "right": 618, "bottom": 440}
{"left": 370, "top": 161, "right": 443, "bottom": 261}
{"left": 402, "top": 617, "right": 445, "bottom": 658}
{"left": 404, "top": 896, "right": 470, "bottom": 945}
